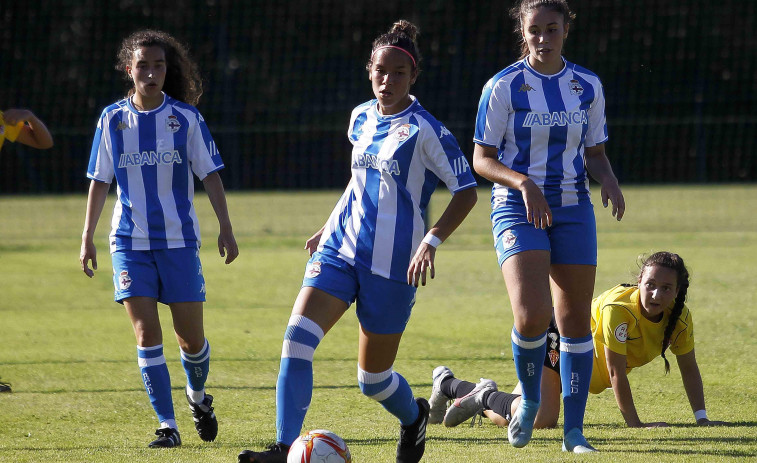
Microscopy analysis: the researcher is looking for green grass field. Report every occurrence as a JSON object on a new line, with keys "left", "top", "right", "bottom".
{"left": 1, "top": 185, "right": 756, "bottom": 462}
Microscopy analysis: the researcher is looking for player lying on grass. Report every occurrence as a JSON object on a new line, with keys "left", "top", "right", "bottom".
{"left": 429, "top": 252, "right": 727, "bottom": 437}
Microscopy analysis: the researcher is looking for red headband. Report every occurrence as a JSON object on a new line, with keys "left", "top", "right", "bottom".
{"left": 371, "top": 45, "right": 417, "bottom": 68}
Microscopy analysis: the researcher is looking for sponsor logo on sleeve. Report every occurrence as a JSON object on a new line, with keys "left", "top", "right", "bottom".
{"left": 452, "top": 156, "right": 470, "bottom": 176}
{"left": 614, "top": 322, "right": 628, "bottom": 342}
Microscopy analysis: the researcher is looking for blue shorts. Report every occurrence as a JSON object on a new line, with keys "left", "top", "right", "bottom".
{"left": 111, "top": 247, "right": 206, "bottom": 304}
{"left": 492, "top": 202, "right": 597, "bottom": 267}
{"left": 302, "top": 251, "right": 416, "bottom": 335}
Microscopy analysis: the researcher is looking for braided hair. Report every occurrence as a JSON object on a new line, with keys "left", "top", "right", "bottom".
{"left": 509, "top": 0, "right": 576, "bottom": 59}
{"left": 638, "top": 252, "right": 691, "bottom": 374}
{"left": 366, "top": 20, "right": 422, "bottom": 72}
{"left": 116, "top": 30, "right": 203, "bottom": 106}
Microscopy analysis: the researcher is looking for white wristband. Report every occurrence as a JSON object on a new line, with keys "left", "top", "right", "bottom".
{"left": 422, "top": 233, "right": 442, "bottom": 248}
{"left": 694, "top": 409, "right": 708, "bottom": 421}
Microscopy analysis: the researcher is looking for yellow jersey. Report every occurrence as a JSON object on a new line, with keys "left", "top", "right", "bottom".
{"left": 589, "top": 284, "right": 695, "bottom": 394}
{"left": 0, "top": 111, "right": 24, "bottom": 151}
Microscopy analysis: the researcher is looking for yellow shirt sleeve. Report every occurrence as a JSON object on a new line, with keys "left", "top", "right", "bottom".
{"left": 5, "top": 121, "right": 23, "bottom": 142}
{"left": 1, "top": 112, "right": 25, "bottom": 149}
{"left": 596, "top": 303, "right": 637, "bottom": 356}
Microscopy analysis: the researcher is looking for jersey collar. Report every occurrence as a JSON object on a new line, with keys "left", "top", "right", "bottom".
{"left": 127, "top": 93, "right": 168, "bottom": 114}
{"left": 373, "top": 95, "right": 418, "bottom": 121}
{"left": 523, "top": 56, "right": 569, "bottom": 80}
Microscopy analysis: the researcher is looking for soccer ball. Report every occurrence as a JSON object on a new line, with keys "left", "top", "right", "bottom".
{"left": 287, "top": 429, "right": 352, "bottom": 463}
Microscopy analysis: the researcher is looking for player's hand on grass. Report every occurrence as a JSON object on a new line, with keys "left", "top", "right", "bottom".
{"left": 643, "top": 421, "right": 669, "bottom": 428}
{"left": 407, "top": 243, "right": 436, "bottom": 287}
{"left": 80, "top": 239, "right": 97, "bottom": 278}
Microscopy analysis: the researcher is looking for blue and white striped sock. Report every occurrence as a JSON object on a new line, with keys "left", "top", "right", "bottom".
{"left": 275, "top": 315, "right": 324, "bottom": 446}
{"left": 358, "top": 366, "right": 418, "bottom": 425}
{"left": 137, "top": 344, "right": 176, "bottom": 429}
{"left": 181, "top": 338, "right": 210, "bottom": 404}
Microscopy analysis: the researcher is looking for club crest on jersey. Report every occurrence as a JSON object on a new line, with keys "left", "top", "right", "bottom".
{"left": 395, "top": 124, "right": 411, "bottom": 141}
{"left": 165, "top": 115, "right": 181, "bottom": 133}
{"left": 614, "top": 322, "right": 628, "bottom": 342}
{"left": 118, "top": 270, "right": 132, "bottom": 290}
{"left": 115, "top": 121, "right": 129, "bottom": 131}
{"left": 306, "top": 261, "right": 322, "bottom": 278}
{"left": 503, "top": 230, "right": 516, "bottom": 249}
{"left": 569, "top": 79, "right": 584, "bottom": 95}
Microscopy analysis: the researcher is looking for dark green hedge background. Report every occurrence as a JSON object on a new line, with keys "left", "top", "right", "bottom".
{"left": 1, "top": 0, "right": 754, "bottom": 193}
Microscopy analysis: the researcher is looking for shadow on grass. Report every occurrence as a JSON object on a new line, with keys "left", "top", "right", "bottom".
{"left": 2, "top": 354, "right": 509, "bottom": 366}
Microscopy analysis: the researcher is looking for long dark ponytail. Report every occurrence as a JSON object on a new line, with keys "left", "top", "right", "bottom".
{"left": 638, "top": 252, "right": 690, "bottom": 374}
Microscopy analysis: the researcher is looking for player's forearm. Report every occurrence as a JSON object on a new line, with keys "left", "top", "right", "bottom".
{"left": 609, "top": 370, "right": 643, "bottom": 427}
{"left": 584, "top": 149, "right": 618, "bottom": 187}
{"left": 677, "top": 351, "right": 706, "bottom": 414}
{"left": 202, "top": 172, "right": 234, "bottom": 232}
{"left": 25, "top": 113, "right": 54, "bottom": 149}
{"left": 82, "top": 180, "right": 109, "bottom": 240}
{"left": 427, "top": 187, "right": 477, "bottom": 242}
{"left": 473, "top": 144, "right": 529, "bottom": 189}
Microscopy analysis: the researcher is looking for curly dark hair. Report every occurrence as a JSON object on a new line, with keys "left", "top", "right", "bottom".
{"left": 510, "top": 0, "right": 576, "bottom": 59}
{"left": 637, "top": 251, "right": 691, "bottom": 374}
{"left": 116, "top": 29, "right": 203, "bottom": 106}
{"left": 366, "top": 19, "right": 422, "bottom": 72}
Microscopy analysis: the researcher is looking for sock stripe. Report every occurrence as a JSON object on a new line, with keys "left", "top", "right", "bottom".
{"left": 288, "top": 314, "right": 325, "bottom": 339}
{"left": 138, "top": 355, "right": 167, "bottom": 368}
{"left": 511, "top": 329, "right": 547, "bottom": 349}
{"left": 282, "top": 340, "right": 316, "bottom": 361}
{"left": 357, "top": 367, "right": 393, "bottom": 384}
{"left": 137, "top": 344, "right": 164, "bottom": 359}
{"left": 560, "top": 336, "right": 593, "bottom": 354}
{"left": 181, "top": 339, "right": 210, "bottom": 362}
{"left": 137, "top": 344, "right": 163, "bottom": 353}
{"left": 358, "top": 367, "right": 399, "bottom": 401}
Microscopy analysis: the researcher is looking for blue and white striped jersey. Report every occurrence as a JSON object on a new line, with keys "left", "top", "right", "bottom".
{"left": 318, "top": 96, "right": 477, "bottom": 282}
{"left": 474, "top": 57, "right": 607, "bottom": 210}
{"left": 87, "top": 94, "right": 224, "bottom": 252}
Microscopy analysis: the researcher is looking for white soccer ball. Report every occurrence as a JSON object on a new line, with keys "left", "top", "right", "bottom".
{"left": 287, "top": 429, "right": 352, "bottom": 463}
